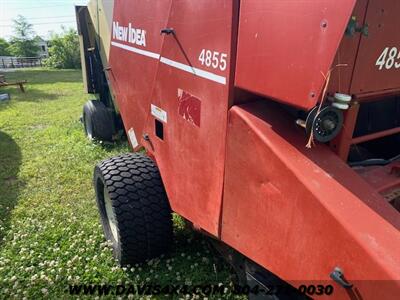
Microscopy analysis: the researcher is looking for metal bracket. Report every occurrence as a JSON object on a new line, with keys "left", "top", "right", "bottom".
{"left": 330, "top": 267, "right": 353, "bottom": 289}
{"left": 160, "top": 28, "right": 175, "bottom": 35}
{"left": 346, "top": 16, "right": 369, "bottom": 37}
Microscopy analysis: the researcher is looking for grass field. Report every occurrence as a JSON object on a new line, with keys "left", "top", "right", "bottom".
{"left": 0, "top": 69, "right": 239, "bottom": 299}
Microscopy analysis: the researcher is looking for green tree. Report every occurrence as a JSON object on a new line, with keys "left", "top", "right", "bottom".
{"left": 8, "top": 15, "right": 40, "bottom": 57}
{"left": 0, "top": 38, "right": 11, "bottom": 56}
{"left": 45, "top": 28, "right": 81, "bottom": 69}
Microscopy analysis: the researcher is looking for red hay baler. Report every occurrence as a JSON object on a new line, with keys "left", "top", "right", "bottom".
{"left": 76, "top": 1, "right": 400, "bottom": 299}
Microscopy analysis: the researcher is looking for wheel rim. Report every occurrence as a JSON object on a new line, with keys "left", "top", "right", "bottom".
{"left": 84, "top": 113, "right": 93, "bottom": 140}
{"left": 103, "top": 186, "right": 118, "bottom": 242}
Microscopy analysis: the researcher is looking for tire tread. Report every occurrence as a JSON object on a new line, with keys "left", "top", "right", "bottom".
{"left": 94, "top": 153, "right": 172, "bottom": 265}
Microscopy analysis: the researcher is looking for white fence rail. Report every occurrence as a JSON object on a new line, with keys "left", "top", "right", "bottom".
{"left": 0, "top": 56, "right": 43, "bottom": 69}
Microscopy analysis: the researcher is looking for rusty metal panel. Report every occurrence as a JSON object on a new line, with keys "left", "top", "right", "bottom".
{"left": 142, "top": 0, "right": 236, "bottom": 236}
{"left": 350, "top": 0, "right": 400, "bottom": 95}
{"left": 221, "top": 101, "right": 400, "bottom": 297}
{"left": 235, "top": 0, "right": 356, "bottom": 110}
{"left": 108, "top": 0, "right": 172, "bottom": 148}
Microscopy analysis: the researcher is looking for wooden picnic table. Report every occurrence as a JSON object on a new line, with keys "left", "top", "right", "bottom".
{"left": 0, "top": 74, "right": 27, "bottom": 92}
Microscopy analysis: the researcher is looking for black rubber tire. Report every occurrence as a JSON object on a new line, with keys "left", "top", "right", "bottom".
{"left": 83, "top": 100, "right": 115, "bottom": 142}
{"left": 93, "top": 153, "right": 173, "bottom": 265}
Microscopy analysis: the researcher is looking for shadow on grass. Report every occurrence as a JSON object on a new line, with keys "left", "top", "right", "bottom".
{"left": 122, "top": 221, "right": 237, "bottom": 287}
{"left": 84, "top": 130, "right": 129, "bottom": 152}
{"left": 98, "top": 138, "right": 129, "bottom": 152}
{"left": 0, "top": 131, "right": 23, "bottom": 243}
{"left": 0, "top": 87, "right": 62, "bottom": 112}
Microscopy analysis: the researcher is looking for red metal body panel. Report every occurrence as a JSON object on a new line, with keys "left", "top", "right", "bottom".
{"left": 350, "top": 0, "right": 400, "bottom": 95}
{"left": 328, "top": 0, "right": 400, "bottom": 99}
{"left": 108, "top": 0, "right": 172, "bottom": 149}
{"left": 235, "top": 0, "right": 356, "bottom": 110}
{"left": 328, "top": 0, "right": 368, "bottom": 95}
{"left": 328, "top": 0, "right": 400, "bottom": 162}
{"left": 102, "top": 0, "right": 400, "bottom": 295}
{"left": 221, "top": 101, "right": 400, "bottom": 298}
{"left": 141, "top": 0, "right": 236, "bottom": 236}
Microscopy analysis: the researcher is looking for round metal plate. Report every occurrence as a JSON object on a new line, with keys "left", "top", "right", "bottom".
{"left": 306, "top": 106, "right": 344, "bottom": 143}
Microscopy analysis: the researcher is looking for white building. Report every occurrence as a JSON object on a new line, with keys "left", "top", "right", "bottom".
{"left": 35, "top": 37, "right": 49, "bottom": 58}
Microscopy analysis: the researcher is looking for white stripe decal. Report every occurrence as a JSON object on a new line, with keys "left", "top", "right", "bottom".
{"left": 111, "top": 41, "right": 226, "bottom": 85}
{"left": 160, "top": 57, "right": 226, "bottom": 85}
{"left": 111, "top": 41, "right": 160, "bottom": 59}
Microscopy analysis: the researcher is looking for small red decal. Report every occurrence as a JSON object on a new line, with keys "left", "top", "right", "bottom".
{"left": 178, "top": 89, "right": 201, "bottom": 127}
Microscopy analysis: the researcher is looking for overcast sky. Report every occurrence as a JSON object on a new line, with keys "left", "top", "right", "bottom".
{"left": 0, "top": 0, "right": 88, "bottom": 40}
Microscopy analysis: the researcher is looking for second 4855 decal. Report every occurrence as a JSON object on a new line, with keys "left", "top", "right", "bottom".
{"left": 376, "top": 47, "right": 400, "bottom": 71}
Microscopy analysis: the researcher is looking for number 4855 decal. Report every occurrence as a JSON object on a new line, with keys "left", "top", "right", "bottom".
{"left": 376, "top": 47, "right": 400, "bottom": 70}
{"left": 198, "top": 49, "right": 228, "bottom": 71}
